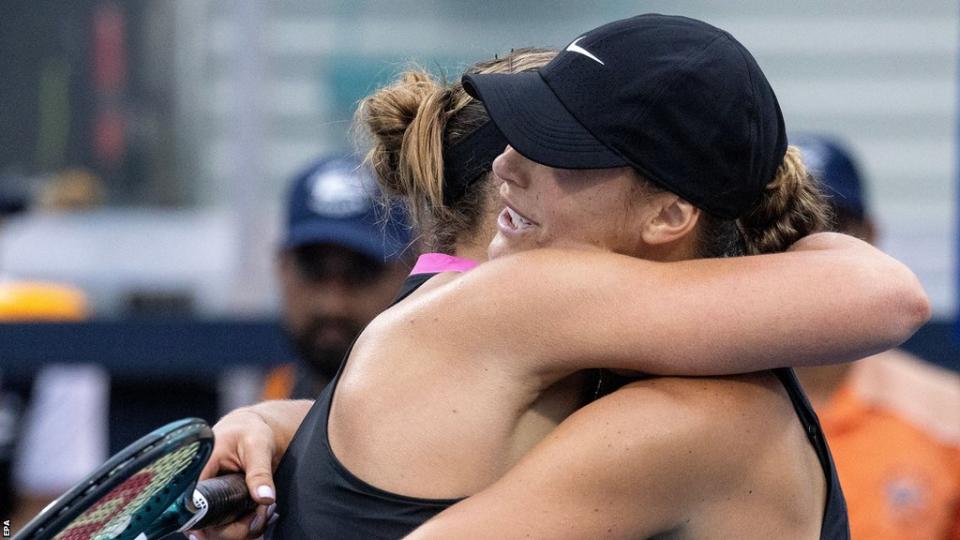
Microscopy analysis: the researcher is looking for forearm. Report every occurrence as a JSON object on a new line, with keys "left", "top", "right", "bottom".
{"left": 777, "top": 232, "right": 930, "bottom": 358}
{"left": 455, "top": 233, "right": 929, "bottom": 378}
{"left": 596, "top": 233, "right": 930, "bottom": 374}
{"left": 199, "top": 397, "right": 314, "bottom": 518}
{"left": 234, "top": 399, "right": 312, "bottom": 458}
{"left": 727, "top": 232, "right": 930, "bottom": 366}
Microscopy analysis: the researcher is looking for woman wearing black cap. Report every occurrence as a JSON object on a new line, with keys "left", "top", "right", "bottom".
{"left": 408, "top": 14, "right": 860, "bottom": 538}
{"left": 200, "top": 17, "right": 924, "bottom": 540}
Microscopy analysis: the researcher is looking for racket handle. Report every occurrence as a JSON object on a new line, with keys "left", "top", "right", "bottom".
{"left": 191, "top": 473, "right": 259, "bottom": 528}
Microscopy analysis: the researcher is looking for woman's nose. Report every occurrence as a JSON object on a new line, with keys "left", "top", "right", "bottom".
{"left": 492, "top": 145, "right": 530, "bottom": 188}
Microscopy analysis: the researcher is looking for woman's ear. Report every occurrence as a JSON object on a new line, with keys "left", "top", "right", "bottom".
{"left": 640, "top": 194, "right": 701, "bottom": 247}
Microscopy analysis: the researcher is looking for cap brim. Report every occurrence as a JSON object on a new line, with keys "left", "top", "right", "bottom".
{"left": 463, "top": 72, "right": 626, "bottom": 169}
{"left": 283, "top": 221, "right": 402, "bottom": 262}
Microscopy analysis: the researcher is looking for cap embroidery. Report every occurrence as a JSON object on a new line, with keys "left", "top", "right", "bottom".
{"left": 307, "top": 170, "right": 369, "bottom": 218}
{"left": 565, "top": 37, "right": 605, "bottom": 65}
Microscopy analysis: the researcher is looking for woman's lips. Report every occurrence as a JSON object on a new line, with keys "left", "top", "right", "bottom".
{"left": 506, "top": 206, "right": 533, "bottom": 228}
{"left": 498, "top": 205, "right": 536, "bottom": 233}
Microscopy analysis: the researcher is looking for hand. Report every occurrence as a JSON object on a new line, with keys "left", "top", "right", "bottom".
{"left": 187, "top": 503, "right": 277, "bottom": 540}
{"left": 190, "top": 408, "right": 281, "bottom": 539}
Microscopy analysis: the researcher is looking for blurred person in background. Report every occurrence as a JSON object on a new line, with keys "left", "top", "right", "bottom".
{"left": 793, "top": 134, "right": 960, "bottom": 540}
{"left": 262, "top": 156, "right": 411, "bottom": 400}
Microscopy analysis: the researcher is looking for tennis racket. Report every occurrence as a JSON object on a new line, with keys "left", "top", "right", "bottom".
{"left": 13, "top": 417, "right": 257, "bottom": 540}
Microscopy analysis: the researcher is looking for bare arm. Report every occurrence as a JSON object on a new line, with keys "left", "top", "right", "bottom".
{"left": 193, "top": 399, "right": 313, "bottom": 539}
{"left": 200, "top": 399, "right": 313, "bottom": 485}
{"left": 425, "top": 232, "right": 929, "bottom": 379}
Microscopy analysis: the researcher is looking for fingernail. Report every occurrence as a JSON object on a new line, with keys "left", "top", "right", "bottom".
{"left": 256, "top": 485, "right": 275, "bottom": 501}
{"left": 250, "top": 513, "right": 264, "bottom": 533}
{"left": 266, "top": 503, "right": 277, "bottom": 516}
{"left": 268, "top": 512, "right": 280, "bottom": 525}
{"left": 189, "top": 535, "right": 199, "bottom": 540}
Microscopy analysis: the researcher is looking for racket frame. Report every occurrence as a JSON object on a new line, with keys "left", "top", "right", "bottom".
{"left": 13, "top": 418, "right": 213, "bottom": 540}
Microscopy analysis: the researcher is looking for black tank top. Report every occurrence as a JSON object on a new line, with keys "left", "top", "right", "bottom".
{"left": 270, "top": 275, "right": 849, "bottom": 539}
{"left": 774, "top": 367, "right": 850, "bottom": 540}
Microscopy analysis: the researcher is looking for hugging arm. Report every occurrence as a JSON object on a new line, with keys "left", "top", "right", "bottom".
{"left": 433, "top": 232, "right": 929, "bottom": 379}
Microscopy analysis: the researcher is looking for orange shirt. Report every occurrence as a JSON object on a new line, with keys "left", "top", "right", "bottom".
{"left": 262, "top": 363, "right": 296, "bottom": 400}
{"left": 818, "top": 351, "right": 960, "bottom": 539}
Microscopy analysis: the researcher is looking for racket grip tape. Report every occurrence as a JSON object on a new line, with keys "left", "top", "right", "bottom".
{"left": 192, "top": 473, "right": 259, "bottom": 528}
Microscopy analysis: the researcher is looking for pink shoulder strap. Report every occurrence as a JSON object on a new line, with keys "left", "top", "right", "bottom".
{"left": 410, "top": 253, "right": 478, "bottom": 275}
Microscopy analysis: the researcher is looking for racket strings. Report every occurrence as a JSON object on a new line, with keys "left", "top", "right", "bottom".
{"left": 54, "top": 442, "right": 203, "bottom": 540}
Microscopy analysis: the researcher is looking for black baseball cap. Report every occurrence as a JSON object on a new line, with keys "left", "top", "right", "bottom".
{"left": 463, "top": 14, "right": 787, "bottom": 220}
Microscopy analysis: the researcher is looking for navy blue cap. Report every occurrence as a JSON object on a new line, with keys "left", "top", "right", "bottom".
{"left": 283, "top": 156, "right": 410, "bottom": 262}
{"left": 791, "top": 134, "right": 866, "bottom": 219}
{"left": 463, "top": 14, "right": 786, "bottom": 220}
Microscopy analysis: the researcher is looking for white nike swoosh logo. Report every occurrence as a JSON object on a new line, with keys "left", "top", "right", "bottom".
{"left": 565, "top": 37, "right": 604, "bottom": 65}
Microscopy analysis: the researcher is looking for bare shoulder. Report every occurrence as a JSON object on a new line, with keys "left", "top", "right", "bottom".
{"left": 555, "top": 372, "right": 825, "bottom": 537}
{"left": 361, "top": 270, "right": 471, "bottom": 344}
{"left": 347, "top": 270, "right": 505, "bottom": 381}
{"left": 573, "top": 373, "right": 801, "bottom": 469}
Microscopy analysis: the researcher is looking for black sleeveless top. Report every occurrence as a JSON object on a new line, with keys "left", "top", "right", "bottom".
{"left": 774, "top": 367, "right": 850, "bottom": 539}
{"left": 269, "top": 274, "right": 849, "bottom": 539}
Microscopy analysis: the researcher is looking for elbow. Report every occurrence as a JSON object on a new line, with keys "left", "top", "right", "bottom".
{"left": 906, "top": 278, "right": 932, "bottom": 335}
{"left": 885, "top": 263, "right": 931, "bottom": 346}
